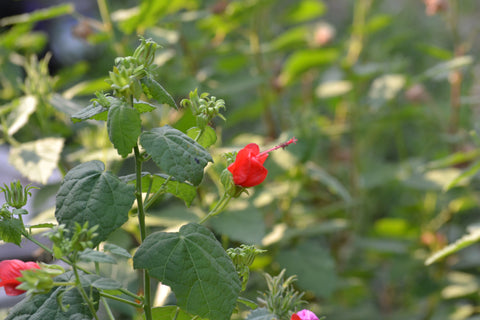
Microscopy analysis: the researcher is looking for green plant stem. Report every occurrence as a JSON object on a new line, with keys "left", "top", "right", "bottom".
{"left": 51, "top": 281, "right": 76, "bottom": 286}
{"left": 101, "top": 297, "right": 116, "bottom": 320}
{"left": 100, "top": 292, "right": 143, "bottom": 308}
{"left": 144, "top": 176, "right": 172, "bottom": 210}
{"left": 134, "top": 145, "right": 153, "bottom": 320}
{"left": 72, "top": 262, "right": 100, "bottom": 320}
{"left": 199, "top": 192, "right": 232, "bottom": 224}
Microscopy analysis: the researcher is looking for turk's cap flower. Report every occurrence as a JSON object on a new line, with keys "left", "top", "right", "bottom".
{"left": 292, "top": 309, "right": 319, "bottom": 320}
{"left": 0, "top": 259, "right": 40, "bottom": 296}
{"left": 227, "top": 138, "right": 297, "bottom": 188}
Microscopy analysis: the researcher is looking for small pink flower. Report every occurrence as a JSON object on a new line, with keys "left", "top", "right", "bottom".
{"left": 291, "top": 309, "right": 319, "bottom": 320}
{"left": 0, "top": 259, "right": 40, "bottom": 296}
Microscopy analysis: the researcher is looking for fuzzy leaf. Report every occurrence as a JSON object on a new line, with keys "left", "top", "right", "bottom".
{"left": 141, "top": 76, "right": 177, "bottom": 109}
{"left": 245, "top": 308, "right": 276, "bottom": 320}
{"left": 140, "top": 125, "right": 213, "bottom": 186}
{"left": 133, "top": 223, "right": 241, "bottom": 320}
{"left": 54, "top": 160, "right": 135, "bottom": 247}
{"left": 107, "top": 99, "right": 141, "bottom": 158}
{"left": 150, "top": 306, "right": 207, "bottom": 320}
{"left": 78, "top": 248, "right": 116, "bottom": 264}
{"left": 0, "top": 218, "right": 24, "bottom": 246}
{"left": 71, "top": 101, "right": 107, "bottom": 123}
{"left": 186, "top": 126, "right": 217, "bottom": 148}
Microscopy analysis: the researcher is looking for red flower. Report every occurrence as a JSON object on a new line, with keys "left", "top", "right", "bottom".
{"left": 291, "top": 314, "right": 302, "bottom": 320}
{"left": 228, "top": 138, "right": 297, "bottom": 188}
{"left": 0, "top": 259, "right": 40, "bottom": 296}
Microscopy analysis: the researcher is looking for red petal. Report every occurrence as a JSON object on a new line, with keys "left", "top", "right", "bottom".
{"left": 291, "top": 314, "right": 302, "bottom": 320}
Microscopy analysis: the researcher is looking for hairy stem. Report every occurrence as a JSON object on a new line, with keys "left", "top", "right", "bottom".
{"left": 72, "top": 261, "right": 100, "bottom": 320}
{"left": 134, "top": 145, "right": 153, "bottom": 320}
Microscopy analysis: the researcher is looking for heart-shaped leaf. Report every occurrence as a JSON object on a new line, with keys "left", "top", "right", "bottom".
{"left": 55, "top": 160, "right": 135, "bottom": 246}
{"left": 140, "top": 126, "right": 213, "bottom": 186}
{"left": 133, "top": 223, "right": 241, "bottom": 320}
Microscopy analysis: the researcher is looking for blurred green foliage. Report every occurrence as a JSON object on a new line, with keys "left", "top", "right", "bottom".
{"left": 2, "top": 0, "right": 480, "bottom": 319}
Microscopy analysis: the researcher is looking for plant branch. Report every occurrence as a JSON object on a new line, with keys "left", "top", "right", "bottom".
{"left": 134, "top": 145, "right": 153, "bottom": 320}
{"left": 199, "top": 192, "right": 232, "bottom": 224}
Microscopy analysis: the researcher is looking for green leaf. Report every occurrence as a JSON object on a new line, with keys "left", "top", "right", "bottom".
{"left": 50, "top": 94, "right": 84, "bottom": 116}
{"left": 444, "top": 160, "right": 480, "bottom": 191}
{"left": 0, "top": 3, "right": 74, "bottom": 27}
{"left": 133, "top": 223, "right": 241, "bottom": 320}
{"left": 276, "top": 242, "right": 337, "bottom": 299}
{"left": 281, "top": 48, "right": 339, "bottom": 84}
{"left": 425, "top": 228, "right": 480, "bottom": 265}
{"left": 186, "top": 126, "right": 217, "bottom": 148}
{"left": 5, "top": 271, "right": 99, "bottom": 320}
{"left": 9, "top": 137, "right": 65, "bottom": 184}
{"left": 83, "top": 274, "right": 122, "bottom": 290}
{"left": 5, "top": 95, "right": 37, "bottom": 136}
{"left": 78, "top": 248, "right": 117, "bottom": 264}
{"left": 141, "top": 76, "right": 177, "bottom": 109}
{"left": 285, "top": 0, "right": 326, "bottom": 23}
{"left": 103, "top": 243, "right": 132, "bottom": 258}
{"left": 107, "top": 99, "right": 142, "bottom": 158}
{"left": 134, "top": 99, "right": 156, "bottom": 113}
{"left": 71, "top": 101, "right": 107, "bottom": 123}
{"left": 144, "top": 173, "right": 197, "bottom": 207}
{"left": 150, "top": 306, "right": 207, "bottom": 320}
{"left": 423, "top": 55, "right": 473, "bottom": 81}
{"left": 55, "top": 160, "right": 135, "bottom": 247}
{"left": 0, "top": 218, "right": 24, "bottom": 246}
{"left": 140, "top": 125, "right": 213, "bottom": 186}
{"left": 245, "top": 307, "right": 276, "bottom": 320}
{"left": 120, "top": 172, "right": 197, "bottom": 207}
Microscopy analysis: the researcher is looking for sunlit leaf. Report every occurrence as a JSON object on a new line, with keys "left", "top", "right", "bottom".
{"left": 107, "top": 99, "right": 141, "bottom": 158}
{"left": 425, "top": 228, "right": 480, "bottom": 266}
{"left": 9, "top": 137, "right": 65, "bottom": 184}
{"left": 55, "top": 160, "right": 135, "bottom": 246}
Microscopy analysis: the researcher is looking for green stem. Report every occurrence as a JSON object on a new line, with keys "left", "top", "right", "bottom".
{"left": 72, "top": 262, "right": 100, "bottom": 320}
{"left": 51, "top": 282, "right": 76, "bottom": 286}
{"left": 100, "top": 292, "right": 143, "bottom": 308}
{"left": 134, "top": 145, "right": 153, "bottom": 320}
{"left": 199, "top": 192, "right": 232, "bottom": 224}
{"left": 101, "top": 297, "right": 116, "bottom": 320}
{"left": 144, "top": 176, "right": 171, "bottom": 210}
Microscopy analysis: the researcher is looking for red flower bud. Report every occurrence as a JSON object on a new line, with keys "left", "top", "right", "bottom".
{"left": 0, "top": 259, "right": 40, "bottom": 296}
{"left": 227, "top": 138, "right": 297, "bottom": 188}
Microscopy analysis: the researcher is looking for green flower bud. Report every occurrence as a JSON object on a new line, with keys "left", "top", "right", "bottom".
{"left": 1, "top": 181, "right": 37, "bottom": 209}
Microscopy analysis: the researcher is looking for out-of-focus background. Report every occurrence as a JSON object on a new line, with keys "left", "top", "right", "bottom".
{"left": 2, "top": 0, "right": 480, "bottom": 319}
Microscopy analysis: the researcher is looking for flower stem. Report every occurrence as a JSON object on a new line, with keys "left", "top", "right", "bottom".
{"left": 134, "top": 145, "right": 153, "bottom": 320}
{"left": 199, "top": 192, "right": 232, "bottom": 224}
{"left": 100, "top": 292, "right": 143, "bottom": 308}
{"left": 72, "top": 262, "right": 100, "bottom": 320}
